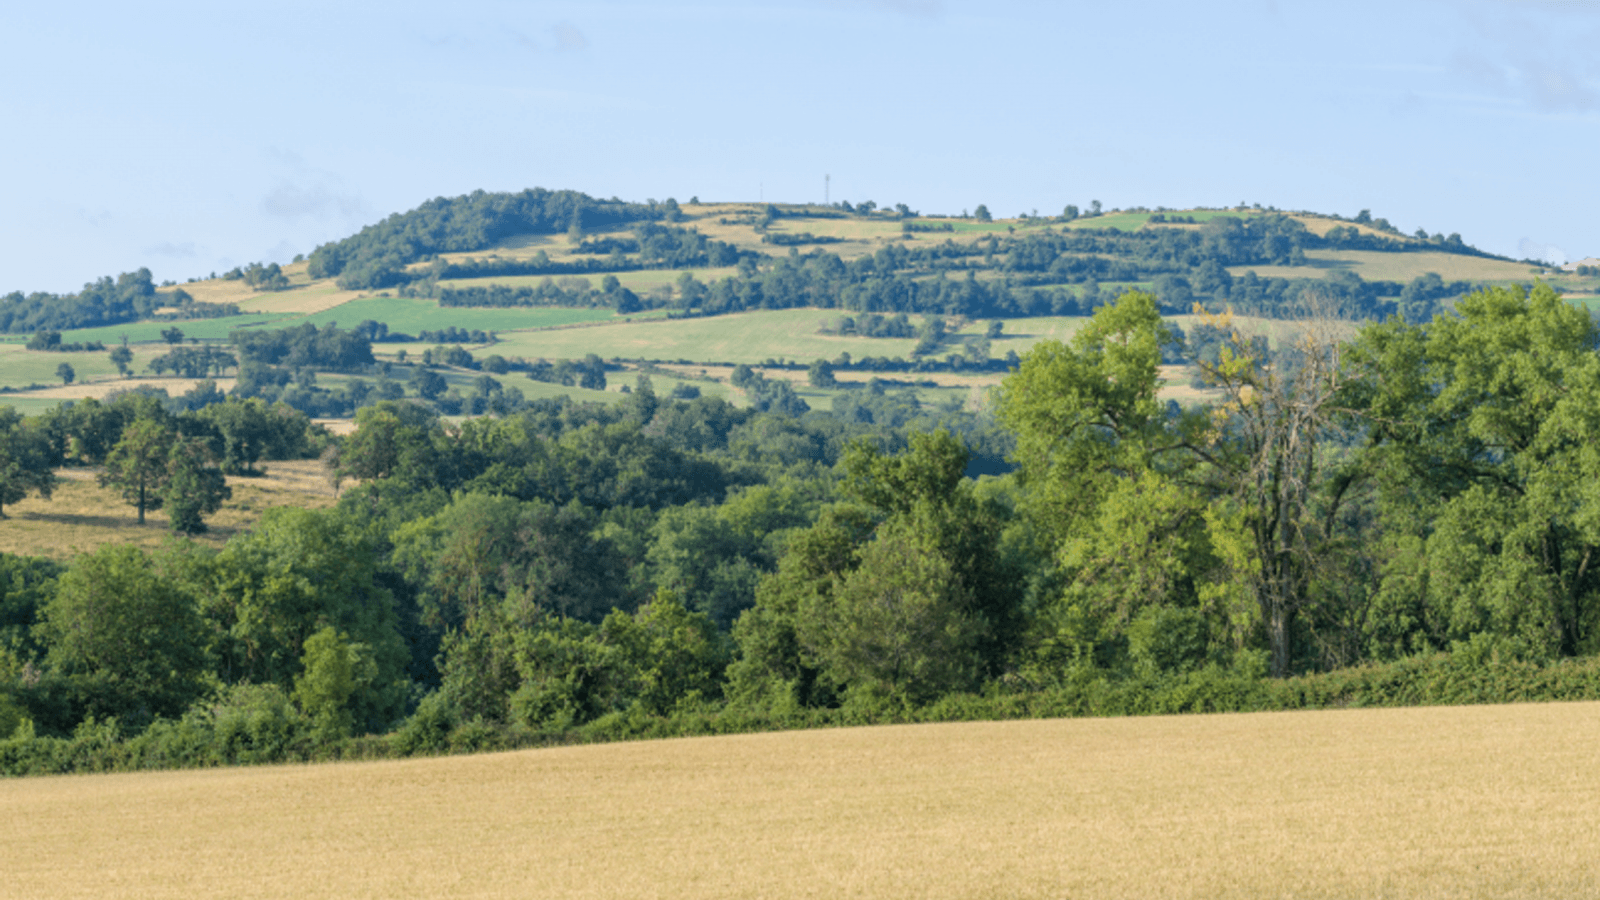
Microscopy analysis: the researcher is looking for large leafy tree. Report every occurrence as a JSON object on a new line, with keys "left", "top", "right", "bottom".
{"left": 203, "top": 507, "right": 410, "bottom": 732}
{"left": 99, "top": 417, "right": 172, "bottom": 524}
{"left": 0, "top": 409, "right": 57, "bottom": 518}
{"left": 35, "top": 544, "right": 210, "bottom": 724}
{"left": 1350, "top": 282, "right": 1600, "bottom": 658}
{"left": 162, "top": 437, "right": 231, "bottom": 535}
{"left": 999, "top": 291, "right": 1359, "bottom": 677}
{"left": 729, "top": 430, "right": 1018, "bottom": 708}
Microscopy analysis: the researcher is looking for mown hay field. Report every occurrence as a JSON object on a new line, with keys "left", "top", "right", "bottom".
{"left": 1229, "top": 248, "right": 1538, "bottom": 284}
{"left": 4, "top": 703, "right": 1598, "bottom": 899}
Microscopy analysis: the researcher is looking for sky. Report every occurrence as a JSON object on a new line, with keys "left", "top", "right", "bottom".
{"left": 4, "top": 0, "right": 1599, "bottom": 294}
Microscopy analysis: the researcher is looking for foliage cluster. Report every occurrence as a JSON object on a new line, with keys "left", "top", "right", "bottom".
{"left": 8, "top": 283, "right": 1600, "bottom": 776}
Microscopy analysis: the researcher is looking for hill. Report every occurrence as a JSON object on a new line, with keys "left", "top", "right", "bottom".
{"left": 5, "top": 704, "right": 1597, "bottom": 898}
{"left": 2, "top": 189, "right": 1588, "bottom": 419}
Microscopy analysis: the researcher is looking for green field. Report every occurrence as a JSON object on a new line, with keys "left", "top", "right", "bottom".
{"left": 489, "top": 308, "right": 927, "bottom": 364}
{"left": 5, "top": 704, "right": 1598, "bottom": 899}
{"left": 0, "top": 343, "right": 182, "bottom": 388}
{"left": 437, "top": 267, "right": 740, "bottom": 297}
{"left": 299, "top": 296, "right": 621, "bottom": 335}
{"left": 58, "top": 313, "right": 294, "bottom": 345}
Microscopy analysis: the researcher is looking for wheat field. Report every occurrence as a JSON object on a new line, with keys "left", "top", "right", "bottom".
{"left": 4, "top": 702, "right": 1597, "bottom": 899}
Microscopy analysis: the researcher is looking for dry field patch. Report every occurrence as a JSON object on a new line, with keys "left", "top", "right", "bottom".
{"left": 7, "top": 377, "right": 236, "bottom": 402}
{"left": 3, "top": 704, "right": 1599, "bottom": 899}
{"left": 0, "top": 460, "right": 337, "bottom": 558}
{"left": 1228, "top": 249, "right": 1536, "bottom": 284}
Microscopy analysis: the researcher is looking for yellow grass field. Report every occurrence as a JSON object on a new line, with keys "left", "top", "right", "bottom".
{"left": 0, "top": 460, "right": 337, "bottom": 558}
{"left": 1229, "top": 249, "right": 1538, "bottom": 284}
{"left": 7, "top": 377, "right": 236, "bottom": 402}
{"left": 3, "top": 703, "right": 1597, "bottom": 899}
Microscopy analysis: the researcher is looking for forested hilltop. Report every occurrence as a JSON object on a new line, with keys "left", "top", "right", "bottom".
{"left": 8, "top": 274, "right": 1600, "bottom": 774}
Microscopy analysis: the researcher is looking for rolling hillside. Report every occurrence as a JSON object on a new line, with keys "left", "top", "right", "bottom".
{"left": 1, "top": 192, "right": 1584, "bottom": 416}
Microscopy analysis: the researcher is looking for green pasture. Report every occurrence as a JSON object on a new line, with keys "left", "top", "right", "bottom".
{"left": 299, "top": 296, "right": 620, "bottom": 336}
{"left": 615, "top": 366, "right": 738, "bottom": 405}
{"left": 0, "top": 396, "right": 70, "bottom": 416}
{"left": 438, "top": 268, "right": 739, "bottom": 295}
{"left": 59, "top": 313, "right": 293, "bottom": 345}
{"left": 489, "top": 308, "right": 925, "bottom": 365}
{"left": 0, "top": 343, "right": 181, "bottom": 390}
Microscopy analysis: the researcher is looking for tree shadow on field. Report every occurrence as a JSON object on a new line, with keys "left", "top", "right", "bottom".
{"left": 14, "top": 511, "right": 142, "bottom": 529}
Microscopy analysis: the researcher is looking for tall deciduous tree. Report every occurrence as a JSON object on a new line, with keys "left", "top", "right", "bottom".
{"left": 1350, "top": 282, "right": 1600, "bottom": 658}
{"left": 99, "top": 417, "right": 172, "bottom": 524}
{"left": 0, "top": 409, "right": 57, "bottom": 518}
{"left": 1000, "top": 291, "right": 1358, "bottom": 677}
{"left": 162, "top": 437, "right": 231, "bottom": 535}
{"left": 36, "top": 544, "right": 209, "bottom": 723}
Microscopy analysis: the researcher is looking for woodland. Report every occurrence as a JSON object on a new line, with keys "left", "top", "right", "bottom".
{"left": 2, "top": 189, "right": 1598, "bottom": 774}
{"left": 6, "top": 283, "right": 1600, "bottom": 773}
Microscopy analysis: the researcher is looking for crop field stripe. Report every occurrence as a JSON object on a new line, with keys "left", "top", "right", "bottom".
{"left": 4, "top": 703, "right": 1598, "bottom": 899}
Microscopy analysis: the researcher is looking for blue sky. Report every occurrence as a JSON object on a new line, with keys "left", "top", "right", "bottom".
{"left": 4, "top": 0, "right": 1598, "bottom": 293}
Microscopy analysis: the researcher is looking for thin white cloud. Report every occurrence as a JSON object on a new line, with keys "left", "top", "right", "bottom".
{"left": 261, "top": 182, "right": 369, "bottom": 221}
{"left": 145, "top": 241, "right": 198, "bottom": 258}
{"left": 552, "top": 22, "right": 588, "bottom": 50}
{"left": 1518, "top": 237, "right": 1567, "bottom": 265}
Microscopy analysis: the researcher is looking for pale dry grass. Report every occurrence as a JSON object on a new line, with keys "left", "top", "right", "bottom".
{"left": 9, "top": 377, "right": 236, "bottom": 401}
{"left": 235, "top": 284, "right": 369, "bottom": 316}
{"left": 0, "top": 460, "right": 337, "bottom": 558}
{"left": 2, "top": 704, "right": 1598, "bottom": 898}
{"left": 1229, "top": 249, "right": 1536, "bottom": 284}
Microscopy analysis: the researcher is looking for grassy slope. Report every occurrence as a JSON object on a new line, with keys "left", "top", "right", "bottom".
{"left": 1229, "top": 248, "right": 1541, "bottom": 283}
{"left": 0, "top": 459, "right": 338, "bottom": 559}
{"left": 4, "top": 703, "right": 1597, "bottom": 899}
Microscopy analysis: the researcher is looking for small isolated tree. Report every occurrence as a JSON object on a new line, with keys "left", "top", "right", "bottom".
{"left": 109, "top": 344, "right": 133, "bottom": 378}
{"left": 415, "top": 369, "right": 447, "bottom": 400}
{"left": 55, "top": 363, "right": 74, "bottom": 386}
{"left": 160, "top": 326, "right": 184, "bottom": 345}
{"left": 973, "top": 204, "right": 993, "bottom": 223}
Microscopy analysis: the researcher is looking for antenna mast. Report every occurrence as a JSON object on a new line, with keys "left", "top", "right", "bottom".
{"left": 825, "top": 174, "right": 830, "bottom": 206}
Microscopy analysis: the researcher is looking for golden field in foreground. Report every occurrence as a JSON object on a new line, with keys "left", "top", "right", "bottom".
{"left": 4, "top": 703, "right": 1598, "bottom": 899}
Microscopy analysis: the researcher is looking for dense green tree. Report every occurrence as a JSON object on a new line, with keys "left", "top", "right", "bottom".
{"left": 731, "top": 430, "right": 1016, "bottom": 708}
{"left": 999, "top": 292, "right": 1346, "bottom": 676}
{"left": 99, "top": 417, "right": 174, "bottom": 524}
{"left": 204, "top": 507, "right": 410, "bottom": 731}
{"left": 338, "top": 401, "right": 445, "bottom": 490}
{"left": 35, "top": 545, "right": 210, "bottom": 724}
{"left": 293, "top": 627, "right": 377, "bottom": 743}
{"left": 162, "top": 437, "right": 231, "bottom": 535}
{"left": 196, "top": 397, "right": 274, "bottom": 474}
{"left": 107, "top": 339, "right": 132, "bottom": 374}
{"left": 1350, "top": 282, "right": 1600, "bottom": 659}
{"left": 54, "top": 363, "right": 74, "bottom": 386}
{"left": 0, "top": 410, "right": 57, "bottom": 518}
